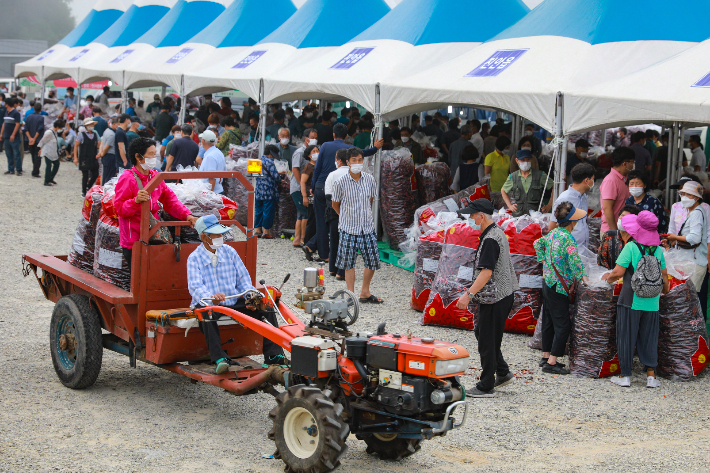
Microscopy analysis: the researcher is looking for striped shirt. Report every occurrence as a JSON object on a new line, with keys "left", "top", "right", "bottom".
{"left": 332, "top": 171, "right": 377, "bottom": 235}
{"left": 187, "top": 244, "right": 254, "bottom": 308}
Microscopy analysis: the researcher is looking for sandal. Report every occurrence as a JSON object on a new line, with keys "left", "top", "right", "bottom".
{"left": 359, "top": 294, "right": 384, "bottom": 304}
{"left": 302, "top": 246, "right": 314, "bottom": 261}
{"left": 335, "top": 275, "right": 345, "bottom": 281}
{"left": 262, "top": 234, "right": 274, "bottom": 239}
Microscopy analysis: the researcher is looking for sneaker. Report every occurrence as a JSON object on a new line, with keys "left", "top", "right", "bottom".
{"left": 3, "top": 171, "right": 13, "bottom": 175}
{"left": 466, "top": 386, "right": 495, "bottom": 398}
{"left": 646, "top": 376, "right": 661, "bottom": 388}
{"left": 542, "top": 362, "right": 570, "bottom": 375}
{"left": 494, "top": 372, "right": 516, "bottom": 388}
{"left": 539, "top": 357, "right": 549, "bottom": 367}
{"left": 265, "top": 354, "right": 289, "bottom": 366}
{"left": 15, "top": 171, "right": 23, "bottom": 176}
{"left": 610, "top": 376, "right": 631, "bottom": 387}
{"left": 215, "top": 358, "right": 230, "bottom": 374}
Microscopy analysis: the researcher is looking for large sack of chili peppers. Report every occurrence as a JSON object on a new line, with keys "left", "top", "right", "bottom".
{"left": 411, "top": 228, "right": 447, "bottom": 311}
{"left": 415, "top": 161, "right": 451, "bottom": 206}
{"left": 587, "top": 211, "right": 602, "bottom": 253}
{"left": 223, "top": 157, "right": 250, "bottom": 226}
{"left": 422, "top": 221, "right": 481, "bottom": 330}
{"left": 379, "top": 148, "right": 418, "bottom": 251}
{"left": 414, "top": 181, "right": 490, "bottom": 235}
{"left": 162, "top": 180, "right": 236, "bottom": 243}
{"left": 68, "top": 185, "right": 104, "bottom": 273}
{"left": 657, "top": 254, "right": 710, "bottom": 380}
{"left": 93, "top": 183, "right": 131, "bottom": 291}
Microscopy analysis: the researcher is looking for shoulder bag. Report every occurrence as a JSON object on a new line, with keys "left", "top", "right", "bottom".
{"left": 133, "top": 172, "right": 173, "bottom": 245}
{"left": 676, "top": 207, "right": 705, "bottom": 250}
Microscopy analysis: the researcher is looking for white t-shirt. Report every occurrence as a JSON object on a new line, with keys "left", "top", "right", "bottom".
{"left": 325, "top": 165, "right": 350, "bottom": 195}
{"left": 690, "top": 147, "right": 706, "bottom": 171}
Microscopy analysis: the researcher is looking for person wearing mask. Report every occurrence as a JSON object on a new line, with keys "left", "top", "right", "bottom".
{"left": 112, "top": 113, "right": 131, "bottom": 170}
{"left": 400, "top": 127, "right": 423, "bottom": 165}
{"left": 73, "top": 117, "right": 100, "bottom": 196}
{"left": 603, "top": 211, "right": 669, "bottom": 388}
{"left": 285, "top": 107, "right": 302, "bottom": 138}
{"left": 38, "top": 119, "right": 64, "bottom": 186}
{"left": 254, "top": 145, "right": 286, "bottom": 239}
{"left": 600, "top": 147, "right": 635, "bottom": 234}
{"left": 624, "top": 171, "right": 668, "bottom": 232}
{"left": 597, "top": 205, "right": 640, "bottom": 270}
{"left": 125, "top": 98, "right": 136, "bottom": 117}
{"left": 166, "top": 124, "right": 199, "bottom": 172}
{"left": 324, "top": 149, "right": 348, "bottom": 280}
{"left": 644, "top": 129, "right": 659, "bottom": 157}
{"left": 97, "top": 86, "right": 110, "bottom": 111}
{"left": 60, "top": 87, "right": 76, "bottom": 119}
{"left": 467, "top": 119, "right": 484, "bottom": 158}
{"left": 91, "top": 108, "right": 108, "bottom": 137}
{"left": 300, "top": 144, "right": 320, "bottom": 258}
{"left": 215, "top": 117, "right": 242, "bottom": 157}
{"left": 665, "top": 181, "right": 709, "bottom": 319}
{"left": 534, "top": 202, "right": 588, "bottom": 374}
{"left": 336, "top": 108, "right": 351, "bottom": 125}
{"left": 100, "top": 117, "right": 117, "bottom": 183}
{"left": 298, "top": 105, "right": 314, "bottom": 129}
{"left": 566, "top": 138, "right": 591, "bottom": 178}
{"left": 332, "top": 147, "right": 383, "bottom": 303}
{"left": 448, "top": 124, "right": 473, "bottom": 176}
{"left": 484, "top": 135, "right": 512, "bottom": 192}
{"left": 267, "top": 110, "right": 286, "bottom": 140}
{"left": 277, "top": 127, "right": 296, "bottom": 168}
{"left": 80, "top": 95, "right": 94, "bottom": 119}
{"left": 501, "top": 149, "right": 553, "bottom": 217}
{"left": 290, "top": 129, "right": 317, "bottom": 248}
{"left": 248, "top": 113, "right": 269, "bottom": 143}
{"left": 154, "top": 103, "right": 174, "bottom": 143}
{"left": 524, "top": 123, "right": 543, "bottom": 156}
{"left": 614, "top": 127, "right": 629, "bottom": 147}
{"left": 687, "top": 135, "right": 706, "bottom": 172}
{"left": 509, "top": 136, "right": 541, "bottom": 173}
{"left": 549, "top": 163, "right": 595, "bottom": 249}
{"left": 451, "top": 144, "right": 484, "bottom": 192}
{"left": 456, "top": 199, "right": 519, "bottom": 396}
{"left": 314, "top": 111, "right": 334, "bottom": 145}
{"left": 198, "top": 130, "right": 225, "bottom": 193}
{"left": 217, "top": 97, "right": 232, "bottom": 117}
{"left": 630, "top": 131, "right": 652, "bottom": 173}
{"left": 410, "top": 114, "right": 422, "bottom": 133}
{"left": 1, "top": 97, "right": 22, "bottom": 175}
{"left": 25, "top": 102, "right": 45, "bottom": 178}
{"left": 114, "top": 137, "right": 198, "bottom": 267}
{"left": 146, "top": 94, "right": 162, "bottom": 115}
{"left": 160, "top": 125, "right": 182, "bottom": 163}
{"left": 126, "top": 117, "right": 141, "bottom": 144}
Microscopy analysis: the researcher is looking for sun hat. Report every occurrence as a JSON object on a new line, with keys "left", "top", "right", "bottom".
{"left": 621, "top": 211, "right": 660, "bottom": 246}
{"left": 195, "top": 215, "right": 230, "bottom": 235}
{"left": 679, "top": 181, "right": 703, "bottom": 199}
{"left": 557, "top": 204, "right": 586, "bottom": 225}
{"left": 82, "top": 117, "right": 96, "bottom": 127}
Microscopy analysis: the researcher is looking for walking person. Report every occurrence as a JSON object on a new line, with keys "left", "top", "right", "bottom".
{"left": 300, "top": 145, "right": 320, "bottom": 258}
{"left": 534, "top": 202, "right": 588, "bottom": 375}
{"left": 289, "top": 128, "right": 317, "bottom": 248}
{"left": 1, "top": 97, "right": 23, "bottom": 175}
{"left": 38, "top": 120, "right": 63, "bottom": 186}
{"left": 602, "top": 211, "right": 670, "bottom": 388}
{"left": 25, "top": 102, "right": 45, "bottom": 178}
{"left": 73, "top": 117, "right": 100, "bottom": 196}
{"left": 324, "top": 149, "right": 348, "bottom": 279}
{"left": 332, "top": 147, "right": 384, "bottom": 303}
{"left": 100, "top": 118, "right": 118, "bottom": 183}
{"left": 456, "top": 199, "right": 519, "bottom": 397}
{"left": 254, "top": 145, "right": 286, "bottom": 239}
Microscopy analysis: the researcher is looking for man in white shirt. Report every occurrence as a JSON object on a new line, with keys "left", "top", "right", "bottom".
{"left": 468, "top": 119, "right": 484, "bottom": 158}
{"left": 688, "top": 135, "right": 706, "bottom": 172}
{"left": 198, "top": 130, "right": 225, "bottom": 194}
{"left": 325, "top": 149, "right": 350, "bottom": 278}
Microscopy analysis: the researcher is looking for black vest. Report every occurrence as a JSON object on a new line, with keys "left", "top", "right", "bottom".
{"left": 78, "top": 132, "right": 98, "bottom": 171}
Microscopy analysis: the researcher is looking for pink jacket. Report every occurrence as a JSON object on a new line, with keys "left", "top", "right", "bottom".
{"left": 114, "top": 169, "right": 191, "bottom": 249}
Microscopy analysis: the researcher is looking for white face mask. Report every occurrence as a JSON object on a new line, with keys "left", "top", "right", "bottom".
{"left": 521, "top": 146, "right": 532, "bottom": 152}
{"left": 311, "top": 153, "right": 319, "bottom": 161}
{"left": 143, "top": 157, "right": 159, "bottom": 169}
{"left": 587, "top": 180, "right": 595, "bottom": 192}
{"left": 617, "top": 218, "right": 624, "bottom": 233}
{"left": 308, "top": 138, "right": 317, "bottom": 146}
{"left": 681, "top": 196, "right": 697, "bottom": 208}
{"left": 306, "top": 113, "right": 313, "bottom": 119}
{"left": 350, "top": 163, "right": 363, "bottom": 174}
{"left": 209, "top": 236, "right": 224, "bottom": 249}
{"left": 518, "top": 161, "right": 532, "bottom": 171}
{"left": 503, "top": 148, "right": 511, "bottom": 156}
{"left": 629, "top": 186, "right": 644, "bottom": 197}
{"left": 579, "top": 152, "right": 588, "bottom": 159}
{"left": 401, "top": 136, "right": 410, "bottom": 143}
{"left": 330, "top": 117, "right": 337, "bottom": 123}
{"left": 524, "top": 130, "right": 533, "bottom": 136}
{"left": 280, "top": 138, "right": 290, "bottom": 146}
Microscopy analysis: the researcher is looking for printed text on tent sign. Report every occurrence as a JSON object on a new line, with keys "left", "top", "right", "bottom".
{"left": 110, "top": 50, "right": 134, "bottom": 64}
{"left": 465, "top": 49, "right": 529, "bottom": 78}
{"left": 330, "top": 48, "right": 374, "bottom": 70}
{"left": 692, "top": 71, "right": 710, "bottom": 88}
{"left": 36, "top": 50, "right": 54, "bottom": 61}
{"left": 166, "top": 48, "right": 194, "bottom": 64}
{"left": 70, "top": 49, "right": 90, "bottom": 62}
{"left": 232, "top": 51, "right": 267, "bottom": 69}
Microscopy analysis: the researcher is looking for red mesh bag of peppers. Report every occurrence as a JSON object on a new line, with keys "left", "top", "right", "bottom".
{"left": 68, "top": 186, "right": 104, "bottom": 274}
{"left": 414, "top": 181, "right": 490, "bottom": 235}
{"left": 379, "top": 149, "right": 419, "bottom": 251}
{"left": 411, "top": 228, "right": 447, "bottom": 311}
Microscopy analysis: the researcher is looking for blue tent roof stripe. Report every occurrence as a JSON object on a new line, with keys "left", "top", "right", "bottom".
{"left": 353, "top": 0, "right": 529, "bottom": 46}
{"left": 136, "top": 0, "right": 227, "bottom": 48}
{"left": 491, "top": 0, "right": 710, "bottom": 45}
{"left": 189, "top": 0, "right": 297, "bottom": 48}
{"left": 58, "top": 7, "right": 125, "bottom": 47}
{"left": 258, "top": 0, "right": 390, "bottom": 49}
{"left": 93, "top": 3, "right": 172, "bottom": 47}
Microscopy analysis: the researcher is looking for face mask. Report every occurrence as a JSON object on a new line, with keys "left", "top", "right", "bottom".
{"left": 311, "top": 153, "right": 319, "bottom": 161}
{"left": 138, "top": 125, "right": 145, "bottom": 131}
{"left": 681, "top": 196, "right": 696, "bottom": 208}
{"left": 350, "top": 163, "right": 363, "bottom": 174}
{"left": 521, "top": 146, "right": 532, "bottom": 152}
{"left": 143, "top": 157, "right": 159, "bottom": 169}
{"left": 617, "top": 218, "right": 624, "bottom": 233}
{"left": 306, "top": 113, "right": 313, "bottom": 119}
{"left": 579, "top": 152, "right": 588, "bottom": 159}
{"left": 173, "top": 133, "right": 182, "bottom": 139}
{"left": 468, "top": 218, "right": 481, "bottom": 231}
{"left": 518, "top": 161, "right": 532, "bottom": 171}
{"left": 503, "top": 148, "right": 511, "bottom": 156}
{"left": 587, "top": 180, "right": 595, "bottom": 192}
{"left": 208, "top": 236, "right": 224, "bottom": 250}
{"left": 401, "top": 136, "right": 410, "bottom": 143}
{"left": 616, "top": 133, "right": 622, "bottom": 139}
{"left": 308, "top": 138, "right": 317, "bottom": 146}
{"left": 87, "top": 101, "right": 93, "bottom": 106}
{"left": 86, "top": 126, "right": 94, "bottom": 132}
{"left": 331, "top": 117, "right": 337, "bottom": 123}
{"left": 629, "top": 187, "right": 644, "bottom": 197}
{"left": 280, "top": 138, "right": 290, "bottom": 146}
{"left": 524, "top": 130, "right": 533, "bottom": 136}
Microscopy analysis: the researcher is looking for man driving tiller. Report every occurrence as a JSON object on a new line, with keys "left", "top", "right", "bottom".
{"left": 187, "top": 215, "right": 287, "bottom": 373}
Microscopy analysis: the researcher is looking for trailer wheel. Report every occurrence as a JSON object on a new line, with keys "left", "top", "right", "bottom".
{"left": 49, "top": 295, "right": 103, "bottom": 389}
{"left": 268, "top": 385, "right": 349, "bottom": 473}
{"left": 359, "top": 433, "right": 422, "bottom": 460}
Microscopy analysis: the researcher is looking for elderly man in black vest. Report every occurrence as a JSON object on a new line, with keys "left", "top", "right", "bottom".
{"left": 457, "top": 199, "right": 520, "bottom": 397}
{"left": 500, "top": 149, "right": 553, "bottom": 217}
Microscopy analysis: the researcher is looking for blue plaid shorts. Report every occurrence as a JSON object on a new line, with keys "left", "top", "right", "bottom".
{"left": 336, "top": 231, "right": 381, "bottom": 271}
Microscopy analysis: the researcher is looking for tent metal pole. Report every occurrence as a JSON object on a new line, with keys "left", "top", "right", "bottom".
{"left": 258, "top": 79, "right": 266, "bottom": 159}
{"left": 121, "top": 71, "right": 127, "bottom": 113}
{"left": 179, "top": 75, "right": 186, "bottom": 125}
{"left": 161, "top": 85, "right": 166, "bottom": 100}
{"left": 665, "top": 123, "right": 675, "bottom": 208}
{"left": 555, "top": 92, "right": 566, "bottom": 197}
{"left": 40, "top": 66, "right": 45, "bottom": 107}
{"left": 373, "top": 84, "right": 383, "bottom": 239}
{"left": 75, "top": 70, "right": 81, "bottom": 125}
{"left": 600, "top": 129, "right": 607, "bottom": 149}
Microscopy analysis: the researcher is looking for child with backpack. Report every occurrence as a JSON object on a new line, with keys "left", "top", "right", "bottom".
{"left": 602, "top": 211, "right": 670, "bottom": 388}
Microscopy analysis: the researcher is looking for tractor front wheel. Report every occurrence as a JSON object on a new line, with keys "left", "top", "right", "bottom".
{"left": 358, "top": 432, "right": 422, "bottom": 460}
{"left": 269, "top": 385, "right": 349, "bottom": 473}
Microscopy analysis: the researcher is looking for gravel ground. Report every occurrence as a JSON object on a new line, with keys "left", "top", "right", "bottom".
{"left": 1, "top": 163, "right": 710, "bottom": 473}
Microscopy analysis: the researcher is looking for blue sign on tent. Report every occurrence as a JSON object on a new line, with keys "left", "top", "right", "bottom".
{"left": 330, "top": 48, "right": 375, "bottom": 70}
{"left": 36, "top": 50, "right": 55, "bottom": 62}
{"left": 465, "top": 49, "right": 528, "bottom": 78}
{"left": 70, "top": 49, "right": 91, "bottom": 62}
{"left": 232, "top": 51, "right": 267, "bottom": 69}
{"left": 110, "top": 49, "right": 134, "bottom": 64}
{"left": 692, "top": 71, "right": 710, "bottom": 88}
{"left": 166, "top": 48, "right": 194, "bottom": 64}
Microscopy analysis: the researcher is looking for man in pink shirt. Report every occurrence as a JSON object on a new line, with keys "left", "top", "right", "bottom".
{"left": 600, "top": 147, "right": 635, "bottom": 233}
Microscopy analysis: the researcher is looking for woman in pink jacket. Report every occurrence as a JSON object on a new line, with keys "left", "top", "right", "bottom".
{"left": 114, "top": 137, "right": 198, "bottom": 266}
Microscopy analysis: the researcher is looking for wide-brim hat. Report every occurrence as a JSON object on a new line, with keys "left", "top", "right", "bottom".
{"left": 557, "top": 204, "right": 586, "bottom": 225}
{"left": 621, "top": 211, "right": 660, "bottom": 246}
{"left": 82, "top": 117, "right": 96, "bottom": 127}
{"left": 680, "top": 181, "right": 703, "bottom": 199}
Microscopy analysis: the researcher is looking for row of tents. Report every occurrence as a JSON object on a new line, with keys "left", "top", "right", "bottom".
{"left": 14, "top": 0, "right": 710, "bottom": 200}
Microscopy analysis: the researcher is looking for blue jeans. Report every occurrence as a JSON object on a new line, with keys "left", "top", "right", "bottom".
{"left": 5, "top": 136, "right": 21, "bottom": 172}
{"left": 255, "top": 199, "right": 276, "bottom": 230}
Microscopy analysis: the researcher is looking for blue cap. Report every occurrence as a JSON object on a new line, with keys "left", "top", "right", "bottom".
{"left": 195, "top": 215, "right": 230, "bottom": 235}
{"left": 516, "top": 149, "right": 533, "bottom": 160}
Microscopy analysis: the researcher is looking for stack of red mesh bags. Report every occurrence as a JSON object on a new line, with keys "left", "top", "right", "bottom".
{"left": 94, "top": 179, "right": 131, "bottom": 291}
{"left": 379, "top": 149, "right": 418, "bottom": 251}
{"left": 414, "top": 181, "right": 490, "bottom": 235}
{"left": 68, "top": 185, "right": 104, "bottom": 273}
{"left": 411, "top": 228, "right": 447, "bottom": 311}
{"left": 422, "top": 221, "right": 481, "bottom": 330}
{"left": 223, "top": 157, "right": 250, "bottom": 227}
{"left": 587, "top": 210, "right": 602, "bottom": 253}
{"left": 414, "top": 161, "right": 451, "bottom": 206}
{"left": 270, "top": 178, "right": 297, "bottom": 237}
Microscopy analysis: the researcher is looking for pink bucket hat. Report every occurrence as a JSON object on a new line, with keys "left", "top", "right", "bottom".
{"left": 621, "top": 210, "right": 660, "bottom": 246}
